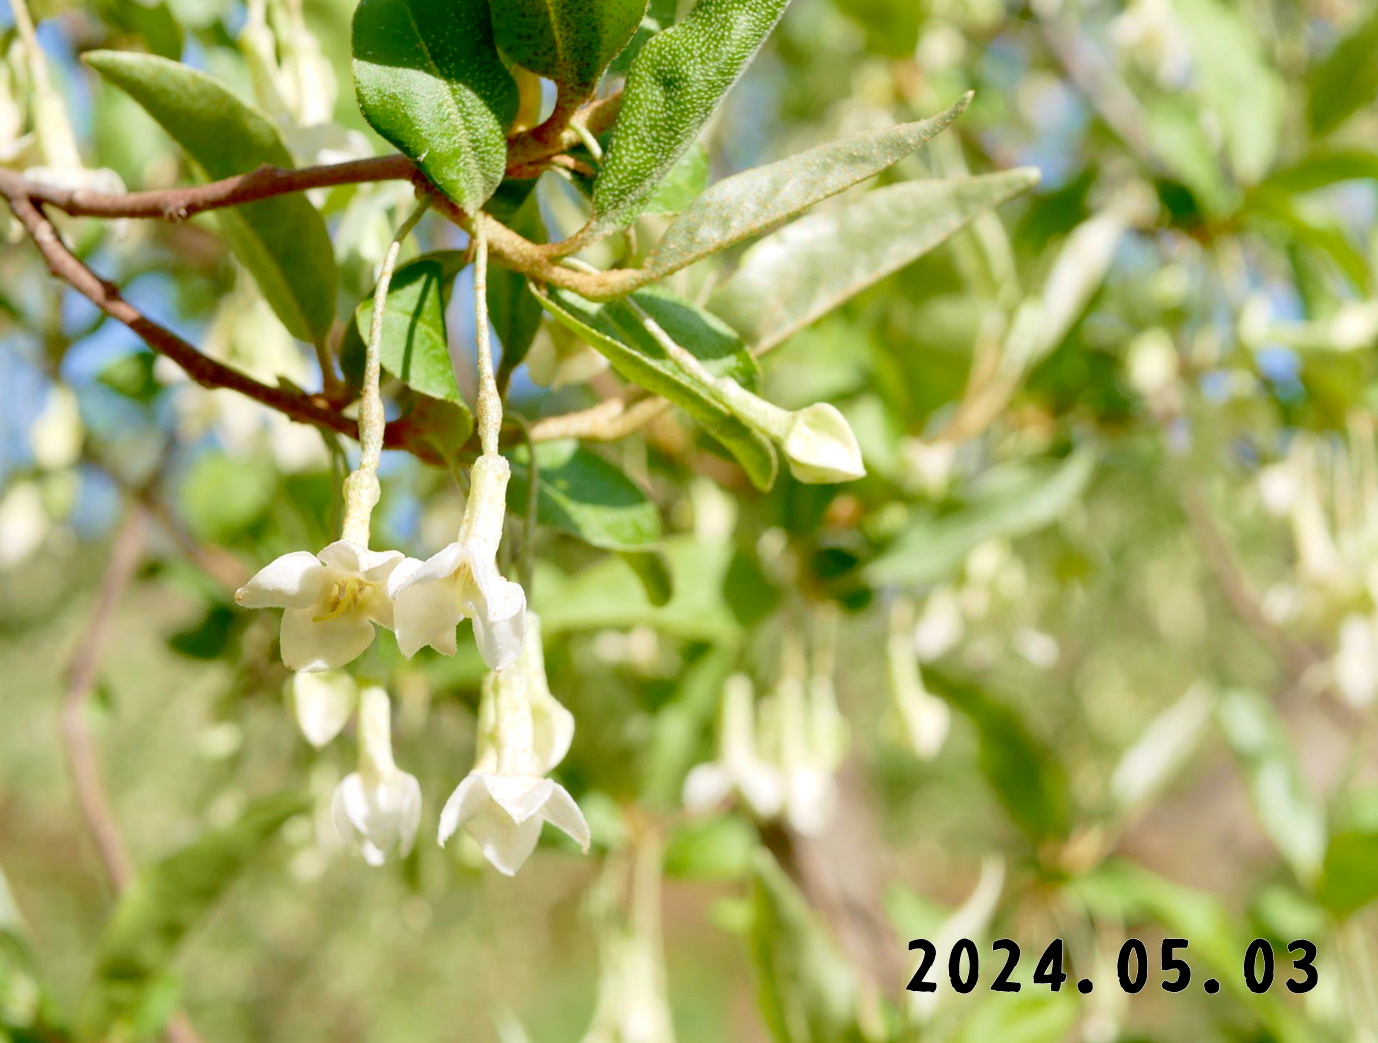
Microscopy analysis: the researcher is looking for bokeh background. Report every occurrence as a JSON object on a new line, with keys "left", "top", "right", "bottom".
{"left": 5, "top": 0, "right": 1378, "bottom": 1040}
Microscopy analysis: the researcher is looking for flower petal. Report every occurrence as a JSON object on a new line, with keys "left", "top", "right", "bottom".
{"left": 467, "top": 566, "right": 527, "bottom": 670}
{"left": 280, "top": 608, "right": 376, "bottom": 672}
{"left": 289, "top": 670, "right": 357, "bottom": 747}
{"left": 483, "top": 774, "right": 554, "bottom": 824}
{"left": 531, "top": 695, "right": 575, "bottom": 775}
{"left": 392, "top": 577, "right": 461, "bottom": 658}
{"left": 437, "top": 773, "right": 489, "bottom": 846}
{"left": 388, "top": 542, "right": 467, "bottom": 597}
{"left": 235, "top": 551, "right": 329, "bottom": 610}
{"left": 466, "top": 804, "right": 543, "bottom": 876}
{"left": 318, "top": 539, "right": 405, "bottom": 581}
{"left": 540, "top": 783, "right": 590, "bottom": 852}
{"left": 394, "top": 772, "right": 423, "bottom": 857}
{"left": 331, "top": 772, "right": 370, "bottom": 841}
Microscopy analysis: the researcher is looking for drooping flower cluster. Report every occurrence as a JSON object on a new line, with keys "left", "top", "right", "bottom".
{"left": 235, "top": 451, "right": 525, "bottom": 673}
{"left": 438, "top": 612, "right": 590, "bottom": 875}
{"left": 684, "top": 653, "right": 850, "bottom": 836}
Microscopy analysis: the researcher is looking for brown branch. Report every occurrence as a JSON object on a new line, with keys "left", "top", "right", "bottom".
{"left": 0, "top": 157, "right": 417, "bottom": 222}
{"left": 62, "top": 509, "right": 147, "bottom": 893}
{"left": 62, "top": 509, "right": 215, "bottom": 1043}
{"left": 1, "top": 189, "right": 442, "bottom": 464}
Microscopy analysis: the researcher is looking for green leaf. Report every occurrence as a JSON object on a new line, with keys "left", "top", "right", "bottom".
{"left": 352, "top": 0, "right": 517, "bottom": 211}
{"left": 507, "top": 439, "right": 662, "bottom": 549}
{"left": 83, "top": 51, "right": 337, "bottom": 342}
{"left": 1317, "top": 831, "right": 1378, "bottom": 916}
{"left": 399, "top": 394, "right": 474, "bottom": 465}
{"left": 533, "top": 286, "right": 778, "bottom": 489}
{"left": 1307, "top": 4, "right": 1378, "bottom": 136}
{"left": 709, "top": 169, "right": 1039, "bottom": 353}
{"left": 1172, "top": 0, "right": 1283, "bottom": 183}
{"left": 642, "top": 143, "right": 710, "bottom": 216}
{"left": 1216, "top": 689, "right": 1326, "bottom": 881}
{"left": 590, "top": 0, "right": 792, "bottom": 235}
{"left": 664, "top": 814, "right": 758, "bottom": 879}
{"left": 1078, "top": 862, "right": 1315, "bottom": 1043}
{"left": 748, "top": 851, "right": 861, "bottom": 1043}
{"left": 80, "top": 792, "right": 309, "bottom": 1041}
{"left": 644, "top": 95, "right": 970, "bottom": 280}
{"left": 1257, "top": 149, "right": 1378, "bottom": 195}
{"left": 180, "top": 451, "right": 277, "bottom": 542}
{"left": 927, "top": 671, "right": 1072, "bottom": 843}
{"left": 620, "top": 549, "right": 673, "bottom": 606}
{"left": 535, "top": 535, "right": 742, "bottom": 643}
{"left": 492, "top": 0, "right": 646, "bottom": 98}
{"left": 491, "top": 194, "right": 546, "bottom": 385}
{"left": 864, "top": 450, "right": 1095, "bottom": 587}
{"left": 354, "top": 252, "right": 467, "bottom": 403}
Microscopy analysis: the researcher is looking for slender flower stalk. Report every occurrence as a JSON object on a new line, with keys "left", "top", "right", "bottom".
{"left": 388, "top": 220, "right": 529, "bottom": 669}
{"left": 236, "top": 201, "right": 427, "bottom": 670}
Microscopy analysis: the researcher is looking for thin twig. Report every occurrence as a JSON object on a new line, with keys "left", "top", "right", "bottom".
{"left": 1, "top": 190, "right": 443, "bottom": 463}
{"left": 62, "top": 509, "right": 147, "bottom": 892}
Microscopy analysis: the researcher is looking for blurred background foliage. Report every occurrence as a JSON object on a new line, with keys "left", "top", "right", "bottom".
{"left": 5, "top": 0, "right": 1378, "bottom": 1041}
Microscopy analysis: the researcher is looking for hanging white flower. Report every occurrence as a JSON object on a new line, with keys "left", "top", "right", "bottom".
{"left": 235, "top": 540, "right": 404, "bottom": 672}
{"left": 682, "top": 674, "right": 784, "bottom": 819}
{"left": 287, "top": 670, "right": 359, "bottom": 748}
{"left": 438, "top": 612, "right": 589, "bottom": 876}
{"left": 331, "top": 686, "right": 422, "bottom": 866}
{"left": 390, "top": 453, "right": 527, "bottom": 670}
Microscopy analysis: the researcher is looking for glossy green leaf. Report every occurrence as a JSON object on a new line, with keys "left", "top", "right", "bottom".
{"left": 864, "top": 450, "right": 1095, "bottom": 587}
{"left": 1317, "top": 831, "right": 1378, "bottom": 916}
{"left": 927, "top": 670, "right": 1072, "bottom": 843}
{"left": 642, "top": 143, "right": 710, "bottom": 216}
{"left": 1307, "top": 4, "right": 1378, "bottom": 136}
{"left": 590, "top": 0, "right": 792, "bottom": 235}
{"left": 83, "top": 51, "right": 337, "bottom": 342}
{"left": 533, "top": 286, "right": 778, "bottom": 489}
{"left": 507, "top": 439, "right": 661, "bottom": 549}
{"left": 80, "top": 792, "right": 309, "bottom": 1041}
{"left": 710, "top": 169, "right": 1039, "bottom": 352}
{"left": 400, "top": 394, "right": 474, "bottom": 465}
{"left": 354, "top": 252, "right": 466, "bottom": 403}
{"left": 492, "top": 0, "right": 646, "bottom": 98}
{"left": 352, "top": 0, "right": 517, "bottom": 211}
{"left": 1216, "top": 689, "right": 1326, "bottom": 881}
{"left": 645, "top": 95, "right": 970, "bottom": 280}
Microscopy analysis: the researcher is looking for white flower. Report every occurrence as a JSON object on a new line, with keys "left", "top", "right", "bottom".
{"left": 235, "top": 539, "right": 404, "bottom": 672}
{"left": 778, "top": 403, "right": 866, "bottom": 484}
{"left": 438, "top": 613, "right": 589, "bottom": 876}
{"left": 439, "top": 773, "right": 589, "bottom": 876}
{"left": 683, "top": 674, "right": 784, "bottom": 818}
{"left": 287, "top": 670, "right": 358, "bottom": 747}
{"left": 390, "top": 454, "right": 527, "bottom": 670}
{"left": 331, "top": 687, "right": 421, "bottom": 866}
